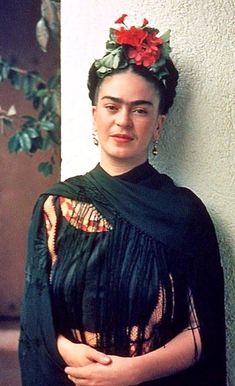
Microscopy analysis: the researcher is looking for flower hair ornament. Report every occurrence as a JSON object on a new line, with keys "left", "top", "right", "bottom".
{"left": 95, "top": 14, "right": 172, "bottom": 81}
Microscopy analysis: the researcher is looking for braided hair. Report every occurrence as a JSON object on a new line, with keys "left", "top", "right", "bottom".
{"left": 87, "top": 59, "right": 179, "bottom": 115}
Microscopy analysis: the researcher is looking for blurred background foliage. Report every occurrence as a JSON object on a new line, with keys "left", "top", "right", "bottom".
{"left": 0, "top": 0, "right": 60, "bottom": 176}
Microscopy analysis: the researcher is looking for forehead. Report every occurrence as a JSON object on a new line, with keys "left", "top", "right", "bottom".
{"left": 97, "top": 71, "right": 160, "bottom": 105}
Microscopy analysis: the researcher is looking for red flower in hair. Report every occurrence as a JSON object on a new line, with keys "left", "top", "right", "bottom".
{"left": 115, "top": 14, "right": 128, "bottom": 24}
{"left": 114, "top": 26, "right": 148, "bottom": 47}
{"left": 95, "top": 15, "right": 171, "bottom": 78}
{"left": 146, "top": 32, "right": 163, "bottom": 48}
{"left": 128, "top": 44, "right": 161, "bottom": 67}
{"left": 142, "top": 18, "right": 149, "bottom": 27}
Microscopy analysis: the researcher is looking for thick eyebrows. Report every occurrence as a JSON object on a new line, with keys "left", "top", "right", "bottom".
{"left": 101, "top": 96, "right": 153, "bottom": 107}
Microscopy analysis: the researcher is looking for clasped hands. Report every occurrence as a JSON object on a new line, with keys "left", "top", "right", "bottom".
{"left": 57, "top": 335, "right": 136, "bottom": 386}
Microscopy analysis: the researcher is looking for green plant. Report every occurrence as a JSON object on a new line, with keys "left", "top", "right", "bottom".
{"left": 0, "top": 0, "right": 60, "bottom": 176}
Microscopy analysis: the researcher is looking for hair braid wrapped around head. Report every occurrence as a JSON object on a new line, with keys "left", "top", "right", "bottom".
{"left": 163, "top": 59, "right": 179, "bottom": 114}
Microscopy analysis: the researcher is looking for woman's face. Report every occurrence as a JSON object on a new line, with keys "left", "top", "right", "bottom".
{"left": 92, "top": 71, "right": 166, "bottom": 172}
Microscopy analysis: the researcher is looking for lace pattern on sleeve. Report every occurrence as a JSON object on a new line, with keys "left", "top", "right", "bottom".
{"left": 43, "top": 195, "right": 112, "bottom": 266}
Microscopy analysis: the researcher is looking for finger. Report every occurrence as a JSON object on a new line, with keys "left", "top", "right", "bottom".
{"left": 87, "top": 348, "right": 112, "bottom": 365}
{"left": 65, "top": 366, "right": 83, "bottom": 377}
{"left": 65, "top": 365, "right": 93, "bottom": 379}
{"left": 67, "top": 374, "right": 80, "bottom": 385}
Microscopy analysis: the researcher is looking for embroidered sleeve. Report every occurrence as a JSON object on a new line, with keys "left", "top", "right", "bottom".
{"left": 43, "top": 195, "right": 112, "bottom": 265}
{"left": 43, "top": 195, "right": 58, "bottom": 266}
{"left": 59, "top": 196, "right": 112, "bottom": 232}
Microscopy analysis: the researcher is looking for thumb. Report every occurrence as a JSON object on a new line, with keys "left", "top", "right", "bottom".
{"left": 87, "top": 348, "right": 112, "bottom": 365}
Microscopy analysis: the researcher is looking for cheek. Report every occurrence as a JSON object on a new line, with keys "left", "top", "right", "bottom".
{"left": 140, "top": 120, "right": 157, "bottom": 139}
{"left": 93, "top": 111, "right": 103, "bottom": 129}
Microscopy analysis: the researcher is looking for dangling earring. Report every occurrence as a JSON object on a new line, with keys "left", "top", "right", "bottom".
{"left": 152, "top": 139, "right": 158, "bottom": 156}
{"left": 92, "top": 131, "right": 99, "bottom": 146}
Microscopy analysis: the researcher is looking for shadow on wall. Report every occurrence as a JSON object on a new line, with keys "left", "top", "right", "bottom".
{"left": 150, "top": 60, "right": 193, "bottom": 182}
{"left": 215, "top": 219, "right": 235, "bottom": 386}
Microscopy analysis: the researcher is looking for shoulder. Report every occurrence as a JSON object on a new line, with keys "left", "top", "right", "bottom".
{"left": 171, "top": 183, "right": 218, "bottom": 253}
{"left": 159, "top": 174, "right": 219, "bottom": 255}
{"left": 155, "top": 169, "right": 212, "bottom": 225}
{"left": 29, "top": 174, "right": 86, "bottom": 221}
{"left": 45, "top": 174, "right": 85, "bottom": 198}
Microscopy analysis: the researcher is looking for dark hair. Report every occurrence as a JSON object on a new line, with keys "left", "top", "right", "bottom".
{"left": 87, "top": 59, "right": 179, "bottom": 114}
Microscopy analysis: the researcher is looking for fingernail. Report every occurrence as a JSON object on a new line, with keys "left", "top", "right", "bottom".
{"left": 103, "top": 356, "right": 111, "bottom": 363}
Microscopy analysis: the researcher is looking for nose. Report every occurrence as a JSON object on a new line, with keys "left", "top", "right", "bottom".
{"left": 115, "top": 107, "right": 132, "bottom": 128}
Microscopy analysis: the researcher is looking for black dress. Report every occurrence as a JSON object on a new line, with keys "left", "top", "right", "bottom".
{"left": 19, "top": 162, "right": 226, "bottom": 385}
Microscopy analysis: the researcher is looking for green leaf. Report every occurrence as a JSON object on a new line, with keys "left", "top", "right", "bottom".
{"left": 161, "top": 42, "right": 171, "bottom": 59}
{"left": 23, "top": 75, "right": 37, "bottom": 98}
{"left": 160, "top": 30, "right": 171, "bottom": 43}
{"left": 113, "top": 52, "right": 122, "bottom": 69}
{"left": 40, "top": 121, "right": 55, "bottom": 130}
{"left": 108, "top": 28, "right": 117, "bottom": 43}
{"left": 36, "top": 88, "right": 48, "bottom": 98}
{"left": 22, "top": 115, "right": 37, "bottom": 122}
{"left": 48, "top": 74, "right": 60, "bottom": 89}
{"left": 43, "top": 95, "right": 53, "bottom": 109}
{"left": 19, "top": 132, "right": 32, "bottom": 151}
{"left": 1, "top": 61, "right": 10, "bottom": 80}
{"left": 101, "top": 53, "right": 115, "bottom": 68}
{"left": 41, "top": 136, "right": 51, "bottom": 150}
{"left": 33, "top": 96, "right": 41, "bottom": 109}
{"left": 106, "top": 40, "right": 118, "bottom": 51}
{"left": 25, "top": 91, "right": 36, "bottom": 101}
{"left": 150, "top": 57, "right": 166, "bottom": 72}
{"left": 8, "top": 70, "right": 22, "bottom": 90}
{"left": 26, "top": 127, "right": 39, "bottom": 138}
{"left": 38, "top": 161, "right": 53, "bottom": 176}
{"left": 22, "top": 75, "right": 30, "bottom": 95}
{"left": 8, "top": 134, "right": 21, "bottom": 153}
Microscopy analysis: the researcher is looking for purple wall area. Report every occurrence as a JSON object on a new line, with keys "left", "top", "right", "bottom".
{"left": 0, "top": 0, "right": 60, "bottom": 318}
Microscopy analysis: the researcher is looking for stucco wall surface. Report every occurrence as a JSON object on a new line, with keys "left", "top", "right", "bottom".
{"left": 61, "top": 1, "right": 235, "bottom": 384}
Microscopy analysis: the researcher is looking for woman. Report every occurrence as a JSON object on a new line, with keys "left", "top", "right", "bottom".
{"left": 19, "top": 16, "right": 226, "bottom": 385}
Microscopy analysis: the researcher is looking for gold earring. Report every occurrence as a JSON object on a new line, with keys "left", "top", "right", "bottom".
{"left": 92, "top": 131, "right": 99, "bottom": 146}
{"left": 152, "top": 139, "right": 158, "bottom": 156}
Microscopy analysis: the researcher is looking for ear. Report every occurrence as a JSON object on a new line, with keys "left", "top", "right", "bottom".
{"left": 92, "top": 105, "right": 97, "bottom": 127}
{"left": 153, "top": 114, "right": 166, "bottom": 140}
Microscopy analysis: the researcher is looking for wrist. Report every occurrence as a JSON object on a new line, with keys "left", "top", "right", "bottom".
{"left": 125, "top": 357, "right": 144, "bottom": 386}
{"left": 57, "top": 335, "right": 76, "bottom": 361}
{"left": 128, "top": 355, "right": 155, "bottom": 385}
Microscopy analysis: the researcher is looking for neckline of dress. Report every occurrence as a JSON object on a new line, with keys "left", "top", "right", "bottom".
{"left": 97, "top": 161, "right": 156, "bottom": 184}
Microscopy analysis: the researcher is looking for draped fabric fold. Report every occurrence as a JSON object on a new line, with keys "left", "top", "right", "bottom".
{"left": 19, "top": 162, "right": 226, "bottom": 386}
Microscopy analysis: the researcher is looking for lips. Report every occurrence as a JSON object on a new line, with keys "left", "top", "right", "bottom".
{"left": 111, "top": 133, "right": 134, "bottom": 142}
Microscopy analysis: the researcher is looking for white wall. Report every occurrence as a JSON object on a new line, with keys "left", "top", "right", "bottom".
{"left": 61, "top": 1, "right": 235, "bottom": 384}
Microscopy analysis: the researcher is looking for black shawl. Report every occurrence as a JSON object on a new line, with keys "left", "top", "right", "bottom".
{"left": 19, "top": 162, "right": 226, "bottom": 385}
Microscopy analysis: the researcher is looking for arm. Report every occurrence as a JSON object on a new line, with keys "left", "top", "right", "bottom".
{"left": 130, "top": 326, "right": 201, "bottom": 384}
{"left": 65, "top": 326, "right": 201, "bottom": 386}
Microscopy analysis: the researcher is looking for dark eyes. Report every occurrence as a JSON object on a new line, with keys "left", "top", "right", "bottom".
{"left": 104, "top": 105, "right": 148, "bottom": 115}
{"left": 133, "top": 108, "right": 148, "bottom": 115}
{"left": 105, "top": 105, "right": 118, "bottom": 112}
